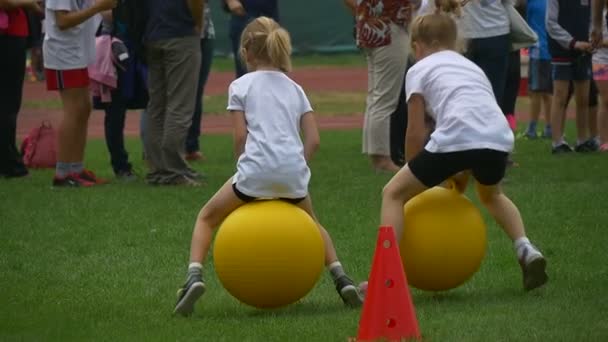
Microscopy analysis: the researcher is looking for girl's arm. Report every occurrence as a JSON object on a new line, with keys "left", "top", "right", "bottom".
{"left": 232, "top": 110, "right": 248, "bottom": 159}
{"left": 54, "top": 0, "right": 116, "bottom": 31}
{"left": 300, "top": 112, "right": 321, "bottom": 163}
{"left": 545, "top": 0, "right": 590, "bottom": 51}
{"left": 0, "top": 0, "right": 40, "bottom": 11}
{"left": 405, "top": 94, "right": 428, "bottom": 162}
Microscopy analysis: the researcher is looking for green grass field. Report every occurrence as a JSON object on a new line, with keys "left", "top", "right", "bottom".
{"left": 1, "top": 126, "right": 607, "bottom": 341}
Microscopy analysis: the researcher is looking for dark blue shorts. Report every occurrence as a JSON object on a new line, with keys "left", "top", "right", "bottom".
{"left": 552, "top": 55, "right": 592, "bottom": 81}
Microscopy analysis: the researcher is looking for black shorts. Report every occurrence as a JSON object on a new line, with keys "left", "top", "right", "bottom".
{"left": 232, "top": 183, "right": 306, "bottom": 205}
{"left": 552, "top": 55, "right": 592, "bottom": 81}
{"left": 408, "top": 149, "right": 509, "bottom": 188}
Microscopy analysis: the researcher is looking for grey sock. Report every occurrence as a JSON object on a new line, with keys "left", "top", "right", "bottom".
{"left": 328, "top": 261, "right": 346, "bottom": 282}
{"left": 70, "top": 162, "right": 84, "bottom": 174}
{"left": 55, "top": 162, "right": 71, "bottom": 178}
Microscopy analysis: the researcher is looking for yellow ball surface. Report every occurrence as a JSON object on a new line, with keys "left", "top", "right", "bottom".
{"left": 213, "top": 200, "right": 325, "bottom": 309}
{"left": 400, "top": 186, "right": 487, "bottom": 292}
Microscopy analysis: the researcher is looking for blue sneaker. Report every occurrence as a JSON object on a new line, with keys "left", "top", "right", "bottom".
{"left": 542, "top": 126, "right": 552, "bottom": 139}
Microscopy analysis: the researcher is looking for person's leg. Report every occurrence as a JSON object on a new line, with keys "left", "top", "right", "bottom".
{"left": 295, "top": 196, "right": 363, "bottom": 307}
{"left": 389, "top": 59, "right": 412, "bottom": 166}
{"left": 471, "top": 150, "right": 547, "bottom": 291}
{"left": 0, "top": 35, "right": 28, "bottom": 177}
{"left": 186, "top": 38, "right": 215, "bottom": 158}
{"left": 162, "top": 37, "right": 202, "bottom": 181}
{"left": 550, "top": 69, "right": 572, "bottom": 152}
{"left": 595, "top": 79, "right": 608, "bottom": 149}
{"left": 502, "top": 50, "right": 521, "bottom": 131}
{"left": 144, "top": 42, "right": 169, "bottom": 182}
{"left": 362, "top": 25, "right": 409, "bottom": 172}
{"left": 475, "top": 182, "right": 548, "bottom": 291}
{"left": 467, "top": 35, "right": 510, "bottom": 108}
{"left": 174, "top": 178, "right": 245, "bottom": 316}
{"left": 542, "top": 93, "right": 553, "bottom": 138}
{"left": 573, "top": 80, "right": 591, "bottom": 149}
{"left": 229, "top": 15, "right": 249, "bottom": 78}
{"left": 103, "top": 89, "right": 133, "bottom": 177}
{"left": 588, "top": 80, "right": 599, "bottom": 143}
{"left": 527, "top": 92, "right": 542, "bottom": 138}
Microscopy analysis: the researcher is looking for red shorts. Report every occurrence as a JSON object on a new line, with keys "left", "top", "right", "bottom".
{"left": 45, "top": 68, "right": 90, "bottom": 91}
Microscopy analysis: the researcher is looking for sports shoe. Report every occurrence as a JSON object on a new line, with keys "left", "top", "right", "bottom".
{"left": 173, "top": 274, "right": 206, "bottom": 316}
{"left": 52, "top": 173, "right": 95, "bottom": 187}
{"left": 542, "top": 126, "right": 552, "bottom": 139}
{"left": 552, "top": 143, "right": 573, "bottom": 154}
{"left": 116, "top": 169, "right": 137, "bottom": 182}
{"left": 79, "top": 169, "right": 109, "bottom": 184}
{"left": 524, "top": 128, "right": 538, "bottom": 139}
{"left": 334, "top": 275, "right": 364, "bottom": 308}
{"left": 518, "top": 245, "right": 548, "bottom": 291}
{"left": 575, "top": 139, "right": 599, "bottom": 153}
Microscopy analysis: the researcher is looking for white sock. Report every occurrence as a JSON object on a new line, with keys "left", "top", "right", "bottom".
{"left": 188, "top": 262, "right": 203, "bottom": 271}
{"left": 328, "top": 261, "right": 346, "bottom": 281}
{"left": 514, "top": 237, "right": 530, "bottom": 257}
{"left": 552, "top": 139, "right": 566, "bottom": 148}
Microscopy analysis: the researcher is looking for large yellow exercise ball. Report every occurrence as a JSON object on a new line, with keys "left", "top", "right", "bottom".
{"left": 400, "top": 185, "right": 487, "bottom": 292}
{"left": 213, "top": 200, "right": 325, "bottom": 309}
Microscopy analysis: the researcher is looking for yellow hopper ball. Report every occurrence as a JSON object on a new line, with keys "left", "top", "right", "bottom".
{"left": 400, "top": 184, "right": 487, "bottom": 292}
{"left": 213, "top": 200, "right": 325, "bottom": 309}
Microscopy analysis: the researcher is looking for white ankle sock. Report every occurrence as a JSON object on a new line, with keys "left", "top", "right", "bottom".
{"left": 188, "top": 262, "right": 203, "bottom": 271}
{"left": 514, "top": 237, "right": 530, "bottom": 257}
{"left": 328, "top": 261, "right": 346, "bottom": 281}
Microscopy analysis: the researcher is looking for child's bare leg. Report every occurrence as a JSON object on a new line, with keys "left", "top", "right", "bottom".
{"left": 596, "top": 80, "right": 608, "bottom": 145}
{"left": 527, "top": 92, "right": 542, "bottom": 137}
{"left": 56, "top": 87, "right": 91, "bottom": 177}
{"left": 542, "top": 93, "right": 553, "bottom": 137}
{"left": 573, "top": 80, "right": 590, "bottom": 144}
{"left": 475, "top": 182, "right": 548, "bottom": 291}
{"left": 381, "top": 165, "right": 428, "bottom": 242}
{"left": 296, "top": 196, "right": 363, "bottom": 307}
{"left": 550, "top": 80, "right": 570, "bottom": 148}
{"left": 589, "top": 104, "right": 598, "bottom": 140}
{"left": 174, "top": 178, "right": 245, "bottom": 316}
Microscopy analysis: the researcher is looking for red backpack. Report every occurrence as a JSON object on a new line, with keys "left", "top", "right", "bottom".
{"left": 20, "top": 121, "right": 57, "bottom": 169}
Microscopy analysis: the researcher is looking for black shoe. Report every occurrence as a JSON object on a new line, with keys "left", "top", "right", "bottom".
{"left": 552, "top": 143, "right": 573, "bottom": 154}
{"left": 0, "top": 165, "right": 29, "bottom": 178}
{"left": 173, "top": 274, "right": 206, "bottom": 317}
{"left": 575, "top": 139, "right": 599, "bottom": 153}
{"left": 334, "top": 275, "right": 363, "bottom": 308}
{"left": 116, "top": 169, "right": 137, "bottom": 182}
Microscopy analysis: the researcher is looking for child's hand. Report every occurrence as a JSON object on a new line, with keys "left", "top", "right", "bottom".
{"left": 226, "top": 0, "right": 246, "bottom": 16}
{"left": 95, "top": 0, "right": 117, "bottom": 12}
{"left": 574, "top": 41, "right": 593, "bottom": 52}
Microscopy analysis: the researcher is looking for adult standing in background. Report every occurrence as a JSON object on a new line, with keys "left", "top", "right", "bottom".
{"left": 224, "top": 0, "right": 279, "bottom": 78}
{"left": 458, "top": 0, "right": 511, "bottom": 110}
{"left": 144, "top": 0, "right": 204, "bottom": 186}
{"left": 344, "top": 0, "right": 416, "bottom": 173}
{"left": 0, "top": 0, "right": 42, "bottom": 178}
{"left": 185, "top": 5, "right": 215, "bottom": 162}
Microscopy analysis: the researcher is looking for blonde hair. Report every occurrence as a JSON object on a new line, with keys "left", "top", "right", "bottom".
{"left": 240, "top": 17, "right": 292, "bottom": 72}
{"left": 410, "top": 0, "right": 462, "bottom": 51}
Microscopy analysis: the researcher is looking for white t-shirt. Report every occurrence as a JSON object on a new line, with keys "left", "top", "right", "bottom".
{"left": 43, "top": 0, "right": 100, "bottom": 70}
{"left": 227, "top": 70, "right": 313, "bottom": 199}
{"left": 457, "top": 0, "right": 511, "bottom": 39}
{"left": 405, "top": 50, "right": 514, "bottom": 153}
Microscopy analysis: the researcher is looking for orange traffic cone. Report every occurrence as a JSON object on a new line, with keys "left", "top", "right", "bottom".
{"left": 355, "top": 226, "right": 421, "bottom": 341}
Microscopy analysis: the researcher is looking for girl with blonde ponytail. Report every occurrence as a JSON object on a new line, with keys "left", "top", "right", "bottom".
{"left": 172, "top": 17, "right": 365, "bottom": 316}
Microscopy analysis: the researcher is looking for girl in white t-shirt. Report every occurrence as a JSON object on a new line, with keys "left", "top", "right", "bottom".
{"left": 173, "top": 17, "right": 363, "bottom": 316}
{"left": 380, "top": 1, "right": 548, "bottom": 292}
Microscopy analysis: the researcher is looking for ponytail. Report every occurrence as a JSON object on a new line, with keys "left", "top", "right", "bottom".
{"left": 265, "top": 27, "right": 292, "bottom": 72}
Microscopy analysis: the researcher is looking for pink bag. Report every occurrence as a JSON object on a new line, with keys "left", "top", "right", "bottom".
{"left": 20, "top": 121, "right": 57, "bottom": 169}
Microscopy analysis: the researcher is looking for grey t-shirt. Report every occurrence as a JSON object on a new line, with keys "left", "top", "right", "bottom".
{"left": 145, "top": 0, "right": 197, "bottom": 42}
{"left": 457, "top": 0, "right": 512, "bottom": 39}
